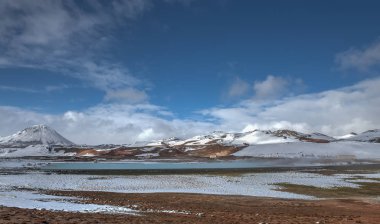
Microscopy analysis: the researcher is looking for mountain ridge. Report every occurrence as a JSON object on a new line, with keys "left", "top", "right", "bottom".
{"left": 1, "top": 125, "right": 380, "bottom": 148}
{"left": 0, "top": 125, "right": 379, "bottom": 158}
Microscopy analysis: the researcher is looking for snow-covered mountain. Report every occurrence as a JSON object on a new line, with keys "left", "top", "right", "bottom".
{"left": 0, "top": 125, "right": 73, "bottom": 147}
{"left": 146, "top": 128, "right": 380, "bottom": 147}
{"left": 344, "top": 129, "right": 380, "bottom": 143}
{"left": 233, "top": 142, "right": 380, "bottom": 159}
{"left": 144, "top": 129, "right": 337, "bottom": 147}
{"left": 2, "top": 125, "right": 379, "bottom": 150}
{"left": 335, "top": 133, "right": 358, "bottom": 140}
{"left": 0, "top": 125, "right": 379, "bottom": 158}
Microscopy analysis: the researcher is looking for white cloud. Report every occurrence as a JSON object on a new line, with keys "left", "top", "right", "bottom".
{"left": 202, "top": 77, "right": 380, "bottom": 136}
{"left": 336, "top": 39, "right": 380, "bottom": 72}
{"left": 104, "top": 88, "right": 149, "bottom": 104}
{"left": 225, "top": 75, "right": 304, "bottom": 101}
{"left": 253, "top": 75, "right": 289, "bottom": 100}
{"left": 0, "top": 77, "right": 379, "bottom": 144}
{"left": 0, "top": 0, "right": 152, "bottom": 94}
{"left": 226, "top": 77, "right": 250, "bottom": 99}
{"left": 0, "top": 104, "right": 216, "bottom": 145}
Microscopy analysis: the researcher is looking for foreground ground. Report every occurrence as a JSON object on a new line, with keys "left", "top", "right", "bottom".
{"left": 1, "top": 192, "right": 380, "bottom": 224}
{"left": 2, "top": 162, "right": 380, "bottom": 223}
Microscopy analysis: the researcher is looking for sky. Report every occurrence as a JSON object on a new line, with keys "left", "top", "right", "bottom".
{"left": 1, "top": 0, "right": 380, "bottom": 144}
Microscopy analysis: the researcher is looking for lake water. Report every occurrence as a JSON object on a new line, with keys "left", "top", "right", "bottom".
{"left": 41, "top": 159, "right": 321, "bottom": 171}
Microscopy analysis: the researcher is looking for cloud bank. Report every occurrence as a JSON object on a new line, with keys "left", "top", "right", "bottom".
{"left": 203, "top": 77, "right": 380, "bottom": 136}
{"left": 1, "top": 77, "right": 379, "bottom": 144}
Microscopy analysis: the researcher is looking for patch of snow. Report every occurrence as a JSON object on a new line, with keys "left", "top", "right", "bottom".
{"left": 136, "top": 153, "right": 159, "bottom": 157}
{"left": 0, "top": 171, "right": 371, "bottom": 199}
{"left": 232, "top": 131, "right": 297, "bottom": 145}
{"left": 129, "top": 141, "right": 155, "bottom": 147}
{"left": 80, "top": 153, "right": 96, "bottom": 157}
{"left": 146, "top": 209, "right": 191, "bottom": 215}
{"left": 234, "top": 142, "right": 380, "bottom": 159}
{"left": 139, "top": 147, "right": 156, "bottom": 152}
{"left": 0, "top": 145, "right": 75, "bottom": 158}
{"left": 0, "top": 189, "right": 136, "bottom": 214}
{"left": 345, "top": 129, "right": 380, "bottom": 142}
{"left": 307, "top": 133, "right": 336, "bottom": 141}
{"left": 335, "top": 133, "right": 357, "bottom": 140}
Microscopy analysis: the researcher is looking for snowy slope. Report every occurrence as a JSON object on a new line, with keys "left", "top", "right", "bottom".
{"left": 151, "top": 129, "right": 336, "bottom": 147}
{"left": 233, "top": 142, "right": 380, "bottom": 159}
{"left": 307, "top": 133, "right": 336, "bottom": 141}
{"left": 141, "top": 132, "right": 236, "bottom": 146}
{"left": 231, "top": 130, "right": 298, "bottom": 145}
{"left": 0, "top": 145, "right": 76, "bottom": 157}
{"left": 0, "top": 125, "right": 73, "bottom": 147}
{"left": 335, "top": 133, "right": 357, "bottom": 140}
{"left": 344, "top": 130, "right": 380, "bottom": 143}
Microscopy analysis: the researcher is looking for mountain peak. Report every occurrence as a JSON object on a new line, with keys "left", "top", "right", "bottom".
{"left": 31, "top": 124, "right": 49, "bottom": 128}
{"left": 25, "top": 124, "right": 52, "bottom": 132}
{"left": 0, "top": 124, "right": 74, "bottom": 146}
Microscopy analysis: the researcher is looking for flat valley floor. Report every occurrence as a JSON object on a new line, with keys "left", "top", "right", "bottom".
{"left": 1, "top": 192, "right": 380, "bottom": 224}
{"left": 1, "top": 162, "right": 380, "bottom": 223}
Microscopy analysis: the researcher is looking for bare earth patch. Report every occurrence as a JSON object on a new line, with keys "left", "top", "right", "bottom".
{"left": 276, "top": 181, "right": 380, "bottom": 198}
{"left": 1, "top": 191, "right": 380, "bottom": 224}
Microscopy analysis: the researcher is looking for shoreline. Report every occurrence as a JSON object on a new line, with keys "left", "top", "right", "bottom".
{"left": 36, "top": 162, "right": 380, "bottom": 175}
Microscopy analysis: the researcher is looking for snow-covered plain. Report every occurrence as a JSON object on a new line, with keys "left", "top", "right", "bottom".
{"left": 0, "top": 189, "right": 136, "bottom": 214}
{"left": 0, "top": 171, "right": 367, "bottom": 199}
{"left": 1, "top": 166, "right": 379, "bottom": 212}
{"left": 234, "top": 142, "right": 380, "bottom": 159}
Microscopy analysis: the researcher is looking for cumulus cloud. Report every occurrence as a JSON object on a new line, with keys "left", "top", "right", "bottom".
{"left": 336, "top": 38, "right": 380, "bottom": 72}
{"left": 0, "top": 104, "right": 217, "bottom": 145}
{"left": 251, "top": 75, "right": 305, "bottom": 101}
{"left": 253, "top": 75, "right": 289, "bottom": 100}
{"left": 226, "top": 77, "right": 250, "bottom": 99}
{"left": 1, "top": 77, "right": 379, "bottom": 144}
{"left": 202, "top": 77, "right": 380, "bottom": 136}
{"left": 225, "top": 75, "right": 304, "bottom": 101}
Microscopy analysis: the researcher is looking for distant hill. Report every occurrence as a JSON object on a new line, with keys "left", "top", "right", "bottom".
{"left": 0, "top": 125, "right": 379, "bottom": 158}
{"left": 343, "top": 129, "right": 380, "bottom": 143}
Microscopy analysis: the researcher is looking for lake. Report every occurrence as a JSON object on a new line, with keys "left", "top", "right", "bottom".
{"left": 41, "top": 158, "right": 328, "bottom": 171}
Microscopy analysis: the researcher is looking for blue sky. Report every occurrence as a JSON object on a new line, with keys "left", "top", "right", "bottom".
{"left": 1, "top": 0, "right": 380, "bottom": 144}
